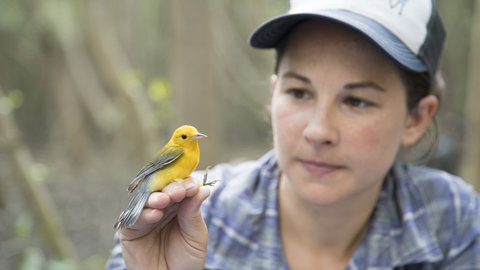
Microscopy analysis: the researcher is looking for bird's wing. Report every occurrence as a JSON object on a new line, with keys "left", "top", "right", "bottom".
{"left": 127, "top": 146, "right": 184, "bottom": 193}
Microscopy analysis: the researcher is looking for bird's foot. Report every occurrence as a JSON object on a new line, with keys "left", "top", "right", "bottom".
{"left": 203, "top": 166, "right": 219, "bottom": 186}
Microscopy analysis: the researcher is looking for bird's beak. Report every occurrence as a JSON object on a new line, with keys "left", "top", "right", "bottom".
{"left": 192, "top": 132, "right": 207, "bottom": 140}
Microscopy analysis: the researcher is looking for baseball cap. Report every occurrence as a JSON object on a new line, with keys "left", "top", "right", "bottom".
{"left": 249, "top": 0, "right": 445, "bottom": 79}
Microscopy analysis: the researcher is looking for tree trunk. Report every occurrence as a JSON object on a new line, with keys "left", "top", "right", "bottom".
{"left": 459, "top": 0, "right": 480, "bottom": 191}
{"left": 168, "top": 0, "right": 221, "bottom": 167}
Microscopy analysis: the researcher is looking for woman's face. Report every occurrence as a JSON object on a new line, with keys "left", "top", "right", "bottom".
{"left": 272, "top": 21, "right": 430, "bottom": 206}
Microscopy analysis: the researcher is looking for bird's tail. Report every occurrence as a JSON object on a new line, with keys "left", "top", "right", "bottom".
{"left": 114, "top": 180, "right": 151, "bottom": 231}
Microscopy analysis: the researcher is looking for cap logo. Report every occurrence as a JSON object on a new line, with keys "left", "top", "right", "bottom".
{"left": 389, "top": 0, "right": 408, "bottom": 15}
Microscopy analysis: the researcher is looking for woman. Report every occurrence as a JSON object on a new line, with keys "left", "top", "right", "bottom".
{"left": 106, "top": 1, "right": 480, "bottom": 269}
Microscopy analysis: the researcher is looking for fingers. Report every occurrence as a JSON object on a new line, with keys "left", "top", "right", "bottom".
{"left": 145, "top": 178, "right": 199, "bottom": 209}
{"left": 125, "top": 178, "right": 200, "bottom": 228}
{"left": 145, "top": 192, "right": 170, "bottom": 209}
{"left": 126, "top": 208, "right": 167, "bottom": 231}
{"left": 120, "top": 204, "right": 180, "bottom": 240}
{"left": 119, "top": 177, "right": 205, "bottom": 239}
{"left": 161, "top": 181, "right": 187, "bottom": 203}
{"left": 183, "top": 177, "right": 201, "bottom": 197}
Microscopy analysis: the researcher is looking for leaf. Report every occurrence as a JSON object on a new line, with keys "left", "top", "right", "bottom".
{"left": 19, "top": 248, "right": 45, "bottom": 270}
{"left": 14, "top": 214, "right": 34, "bottom": 239}
{"left": 148, "top": 77, "right": 170, "bottom": 103}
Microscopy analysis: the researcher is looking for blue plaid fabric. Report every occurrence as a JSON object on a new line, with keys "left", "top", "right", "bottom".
{"left": 105, "top": 151, "right": 480, "bottom": 270}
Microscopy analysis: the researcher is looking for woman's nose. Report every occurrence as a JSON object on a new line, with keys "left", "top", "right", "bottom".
{"left": 302, "top": 105, "right": 340, "bottom": 147}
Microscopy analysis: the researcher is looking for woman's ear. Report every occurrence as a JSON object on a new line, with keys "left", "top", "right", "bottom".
{"left": 401, "top": 95, "right": 438, "bottom": 147}
{"left": 270, "top": 74, "right": 278, "bottom": 93}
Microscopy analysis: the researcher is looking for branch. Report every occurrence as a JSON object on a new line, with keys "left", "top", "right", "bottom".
{"left": 0, "top": 88, "right": 77, "bottom": 262}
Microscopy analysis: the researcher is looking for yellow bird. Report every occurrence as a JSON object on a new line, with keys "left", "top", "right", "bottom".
{"left": 114, "top": 125, "right": 207, "bottom": 230}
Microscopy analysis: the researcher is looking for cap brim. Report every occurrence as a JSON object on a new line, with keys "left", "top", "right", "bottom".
{"left": 249, "top": 10, "right": 427, "bottom": 74}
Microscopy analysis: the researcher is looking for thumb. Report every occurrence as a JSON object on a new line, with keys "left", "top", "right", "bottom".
{"left": 177, "top": 186, "right": 210, "bottom": 239}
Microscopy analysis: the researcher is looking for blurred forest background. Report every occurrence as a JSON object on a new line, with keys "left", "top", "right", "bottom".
{"left": 0, "top": 0, "right": 479, "bottom": 269}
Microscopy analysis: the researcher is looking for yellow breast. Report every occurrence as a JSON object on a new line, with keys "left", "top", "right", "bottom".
{"left": 148, "top": 143, "right": 200, "bottom": 192}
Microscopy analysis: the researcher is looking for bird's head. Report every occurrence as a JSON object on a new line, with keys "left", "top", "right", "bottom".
{"left": 171, "top": 125, "right": 207, "bottom": 146}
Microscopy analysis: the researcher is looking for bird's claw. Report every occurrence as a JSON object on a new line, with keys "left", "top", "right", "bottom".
{"left": 203, "top": 179, "right": 219, "bottom": 186}
{"left": 203, "top": 166, "right": 219, "bottom": 186}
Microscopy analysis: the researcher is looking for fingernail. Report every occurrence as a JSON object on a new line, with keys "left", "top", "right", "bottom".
{"left": 185, "top": 181, "right": 196, "bottom": 190}
{"left": 171, "top": 186, "right": 183, "bottom": 193}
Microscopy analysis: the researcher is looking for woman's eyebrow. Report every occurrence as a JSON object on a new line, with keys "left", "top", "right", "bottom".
{"left": 282, "top": 71, "right": 311, "bottom": 84}
{"left": 345, "top": 81, "right": 385, "bottom": 92}
{"left": 281, "top": 72, "right": 385, "bottom": 92}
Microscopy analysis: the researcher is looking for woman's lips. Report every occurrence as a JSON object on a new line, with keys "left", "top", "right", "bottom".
{"left": 300, "top": 160, "right": 343, "bottom": 177}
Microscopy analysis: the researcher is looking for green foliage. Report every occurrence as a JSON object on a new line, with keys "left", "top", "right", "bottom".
{"left": 148, "top": 77, "right": 169, "bottom": 103}
{"left": 14, "top": 214, "right": 34, "bottom": 239}
{"left": 0, "top": 0, "right": 25, "bottom": 32}
{"left": 19, "top": 248, "right": 45, "bottom": 270}
{"left": 13, "top": 215, "right": 102, "bottom": 269}
{"left": 30, "top": 163, "right": 50, "bottom": 183}
{"left": 44, "top": 259, "right": 77, "bottom": 270}
{"left": 0, "top": 89, "right": 23, "bottom": 116}
{"left": 6, "top": 89, "right": 24, "bottom": 109}
{"left": 18, "top": 247, "right": 77, "bottom": 270}
{"left": 38, "top": 0, "right": 77, "bottom": 40}
{"left": 148, "top": 77, "right": 171, "bottom": 123}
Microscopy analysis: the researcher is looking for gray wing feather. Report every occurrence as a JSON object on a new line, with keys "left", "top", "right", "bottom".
{"left": 114, "top": 180, "right": 151, "bottom": 230}
{"left": 127, "top": 146, "right": 183, "bottom": 193}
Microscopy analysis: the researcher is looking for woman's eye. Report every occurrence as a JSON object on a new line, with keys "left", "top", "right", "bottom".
{"left": 286, "top": 88, "right": 311, "bottom": 100}
{"left": 344, "top": 97, "right": 374, "bottom": 108}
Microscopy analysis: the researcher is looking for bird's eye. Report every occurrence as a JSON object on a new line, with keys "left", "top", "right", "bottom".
{"left": 181, "top": 134, "right": 187, "bottom": 139}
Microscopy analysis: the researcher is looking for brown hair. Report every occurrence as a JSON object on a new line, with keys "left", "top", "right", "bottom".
{"left": 397, "top": 68, "right": 444, "bottom": 162}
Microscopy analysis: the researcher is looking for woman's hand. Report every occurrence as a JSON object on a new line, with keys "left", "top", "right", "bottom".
{"left": 118, "top": 177, "right": 210, "bottom": 270}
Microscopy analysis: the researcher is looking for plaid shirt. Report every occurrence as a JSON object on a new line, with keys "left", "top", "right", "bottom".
{"left": 105, "top": 151, "right": 480, "bottom": 270}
